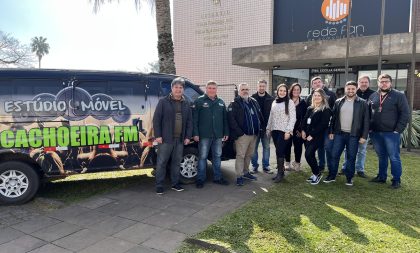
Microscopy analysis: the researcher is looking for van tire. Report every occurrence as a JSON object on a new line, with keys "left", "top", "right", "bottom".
{"left": 179, "top": 147, "right": 199, "bottom": 184}
{"left": 0, "top": 161, "right": 40, "bottom": 205}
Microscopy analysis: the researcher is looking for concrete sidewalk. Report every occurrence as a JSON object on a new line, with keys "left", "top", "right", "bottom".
{"left": 0, "top": 158, "right": 281, "bottom": 253}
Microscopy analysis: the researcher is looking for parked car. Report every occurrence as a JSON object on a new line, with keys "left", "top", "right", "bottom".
{"left": 0, "top": 69, "right": 235, "bottom": 204}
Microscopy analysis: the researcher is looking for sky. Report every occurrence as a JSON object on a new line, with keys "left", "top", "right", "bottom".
{"left": 0, "top": 0, "right": 168, "bottom": 71}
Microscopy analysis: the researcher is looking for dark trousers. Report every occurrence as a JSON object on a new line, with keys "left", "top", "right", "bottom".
{"left": 155, "top": 138, "right": 184, "bottom": 188}
{"left": 285, "top": 134, "right": 304, "bottom": 163}
{"left": 330, "top": 133, "right": 360, "bottom": 179}
{"left": 272, "top": 130, "right": 289, "bottom": 158}
{"left": 305, "top": 138, "right": 323, "bottom": 175}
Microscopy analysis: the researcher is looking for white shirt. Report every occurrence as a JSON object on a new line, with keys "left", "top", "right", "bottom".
{"left": 266, "top": 99, "right": 296, "bottom": 133}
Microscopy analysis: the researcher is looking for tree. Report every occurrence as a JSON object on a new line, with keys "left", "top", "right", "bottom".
{"left": 139, "top": 60, "right": 160, "bottom": 73}
{"left": 0, "top": 31, "right": 34, "bottom": 67}
{"left": 92, "top": 0, "right": 176, "bottom": 74}
{"left": 31, "top": 36, "right": 50, "bottom": 68}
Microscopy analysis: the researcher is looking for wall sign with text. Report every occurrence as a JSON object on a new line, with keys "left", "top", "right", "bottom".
{"left": 273, "top": 0, "right": 411, "bottom": 44}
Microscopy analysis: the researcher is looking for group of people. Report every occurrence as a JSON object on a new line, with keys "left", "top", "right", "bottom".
{"left": 152, "top": 74, "right": 410, "bottom": 194}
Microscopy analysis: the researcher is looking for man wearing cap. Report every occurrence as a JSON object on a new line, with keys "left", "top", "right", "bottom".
{"left": 153, "top": 77, "right": 193, "bottom": 194}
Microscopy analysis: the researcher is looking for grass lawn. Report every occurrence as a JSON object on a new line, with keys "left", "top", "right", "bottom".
{"left": 178, "top": 149, "right": 420, "bottom": 253}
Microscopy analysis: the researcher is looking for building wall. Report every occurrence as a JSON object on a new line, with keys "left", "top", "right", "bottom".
{"left": 173, "top": 0, "right": 272, "bottom": 102}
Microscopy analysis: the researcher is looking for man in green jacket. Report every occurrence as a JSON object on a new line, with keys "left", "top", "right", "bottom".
{"left": 193, "top": 80, "right": 230, "bottom": 188}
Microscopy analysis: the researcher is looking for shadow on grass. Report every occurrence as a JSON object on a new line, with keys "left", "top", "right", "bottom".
{"left": 193, "top": 155, "right": 420, "bottom": 252}
{"left": 36, "top": 172, "right": 154, "bottom": 204}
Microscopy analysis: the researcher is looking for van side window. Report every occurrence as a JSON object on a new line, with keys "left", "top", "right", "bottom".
{"left": 1, "top": 79, "right": 66, "bottom": 119}
{"left": 184, "top": 85, "right": 201, "bottom": 102}
{"left": 160, "top": 81, "right": 171, "bottom": 97}
{"left": 108, "top": 81, "right": 147, "bottom": 116}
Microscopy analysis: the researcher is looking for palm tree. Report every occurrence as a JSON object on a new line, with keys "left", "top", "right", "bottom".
{"left": 31, "top": 36, "right": 50, "bottom": 68}
{"left": 93, "top": 0, "right": 176, "bottom": 74}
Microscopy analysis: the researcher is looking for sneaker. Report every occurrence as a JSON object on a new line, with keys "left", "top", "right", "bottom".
{"left": 370, "top": 176, "right": 386, "bottom": 183}
{"left": 323, "top": 175, "right": 336, "bottom": 183}
{"left": 310, "top": 174, "right": 323, "bottom": 185}
{"left": 357, "top": 171, "right": 367, "bottom": 178}
{"left": 156, "top": 187, "right": 164, "bottom": 195}
{"left": 236, "top": 177, "right": 244, "bottom": 186}
{"left": 263, "top": 167, "right": 273, "bottom": 174}
{"left": 196, "top": 181, "right": 204, "bottom": 189}
{"left": 250, "top": 167, "right": 259, "bottom": 174}
{"left": 345, "top": 178, "right": 353, "bottom": 186}
{"left": 284, "top": 162, "right": 291, "bottom": 171}
{"left": 306, "top": 174, "right": 316, "bottom": 182}
{"left": 391, "top": 180, "right": 401, "bottom": 189}
{"left": 213, "top": 178, "right": 229, "bottom": 185}
{"left": 292, "top": 161, "right": 301, "bottom": 172}
{"left": 171, "top": 184, "right": 184, "bottom": 192}
{"left": 243, "top": 172, "right": 257, "bottom": 181}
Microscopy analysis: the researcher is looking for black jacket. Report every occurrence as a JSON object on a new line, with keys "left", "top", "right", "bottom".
{"left": 293, "top": 98, "right": 308, "bottom": 132}
{"left": 228, "top": 96, "right": 264, "bottom": 140}
{"left": 302, "top": 107, "right": 332, "bottom": 141}
{"left": 369, "top": 89, "right": 410, "bottom": 133}
{"left": 357, "top": 88, "right": 375, "bottom": 100}
{"left": 251, "top": 92, "right": 274, "bottom": 128}
{"left": 306, "top": 87, "right": 336, "bottom": 109}
{"left": 329, "top": 96, "right": 370, "bottom": 139}
{"left": 152, "top": 94, "right": 193, "bottom": 144}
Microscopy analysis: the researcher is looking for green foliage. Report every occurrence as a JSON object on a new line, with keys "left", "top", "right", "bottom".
{"left": 402, "top": 110, "right": 420, "bottom": 148}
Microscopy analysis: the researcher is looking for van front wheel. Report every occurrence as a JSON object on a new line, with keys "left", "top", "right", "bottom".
{"left": 179, "top": 147, "right": 199, "bottom": 184}
{"left": 0, "top": 161, "right": 40, "bottom": 205}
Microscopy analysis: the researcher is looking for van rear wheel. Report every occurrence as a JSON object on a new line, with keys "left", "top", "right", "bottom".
{"left": 179, "top": 147, "right": 199, "bottom": 184}
{"left": 0, "top": 161, "right": 40, "bottom": 205}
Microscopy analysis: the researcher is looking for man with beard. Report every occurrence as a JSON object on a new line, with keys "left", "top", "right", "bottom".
{"left": 341, "top": 75, "right": 375, "bottom": 177}
{"left": 228, "top": 83, "right": 264, "bottom": 186}
{"left": 324, "top": 81, "right": 369, "bottom": 186}
{"left": 369, "top": 74, "right": 410, "bottom": 189}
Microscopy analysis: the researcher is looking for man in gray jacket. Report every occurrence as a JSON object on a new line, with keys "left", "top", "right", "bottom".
{"left": 153, "top": 77, "right": 193, "bottom": 194}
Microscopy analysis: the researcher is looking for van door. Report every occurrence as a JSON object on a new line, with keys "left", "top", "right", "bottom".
{"left": 73, "top": 79, "right": 153, "bottom": 172}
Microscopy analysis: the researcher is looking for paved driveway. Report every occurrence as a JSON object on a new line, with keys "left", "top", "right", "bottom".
{"left": 0, "top": 157, "right": 278, "bottom": 253}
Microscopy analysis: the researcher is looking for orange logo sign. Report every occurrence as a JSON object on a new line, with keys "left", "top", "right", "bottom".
{"left": 321, "top": 0, "right": 350, "bottom": 22}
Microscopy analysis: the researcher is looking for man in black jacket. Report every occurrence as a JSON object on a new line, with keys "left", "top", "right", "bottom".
{"left": 369, "top": 74, "right": 410, "bottom": 189}
{"left": 228, "top": 83, "right": 264, "bottom": 186}
{"left": 152, "top": 77, "right": 193, "bottom": 194}
{"left": 341, "top": 75, "right": 375, "bottom": 177}
{"left": 325, "top": 81, "right": 369, "bottom": 186}
{"left": 306, "top": 76, "right": 336, "bottom": 172}
{"left": 250, "top": 80, "right": 274, "bottom": 174}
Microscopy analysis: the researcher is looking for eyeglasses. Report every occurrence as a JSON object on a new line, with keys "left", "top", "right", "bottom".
{"left": 240, "top": 89, "right": 249, "bottom": 91}
{"left": 379, "top": 80, "right": 391, "bottom": 84}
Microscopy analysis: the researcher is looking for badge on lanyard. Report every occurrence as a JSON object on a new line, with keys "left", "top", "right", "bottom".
{"left": 307, "top": 118, "right": 311, "bottom": 124}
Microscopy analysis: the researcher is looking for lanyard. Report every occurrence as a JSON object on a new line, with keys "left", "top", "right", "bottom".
{"left": 379, "top": 93, "right": 389, "bottom": 112}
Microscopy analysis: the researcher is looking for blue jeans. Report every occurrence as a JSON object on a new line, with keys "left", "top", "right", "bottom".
{"left": 342, "top": 136, "right": 369, "bottom": 172}
{"left": 251, "top": 133, "right": 270, "bottom": 169}
{"left": 155, "top": 139, "right": 183, "bottom": 188}
{"left": 330, "top": 133, "right": 359, "bottom": 179}
{"left": 371, "top": 132, "right": 402, "bottom": 182}
{"left": 197, "top": 138, "right": 223, "bottom": 183}
{"left": 318, "top": 130, "right": 333, "bottom": 170}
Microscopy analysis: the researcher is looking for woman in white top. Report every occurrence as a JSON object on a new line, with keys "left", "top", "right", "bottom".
{"left": 266, "top": 84, "right": 296, "bottom": 183}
